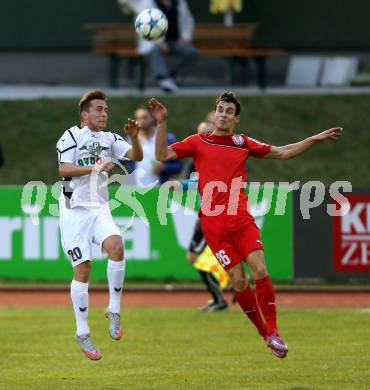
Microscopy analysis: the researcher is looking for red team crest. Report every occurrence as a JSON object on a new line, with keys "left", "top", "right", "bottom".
{"left": 232, "top": 134, "right": 245, "bottom": 146}
{"left": 333, "top": 195, "right": 370, "bottom": 272}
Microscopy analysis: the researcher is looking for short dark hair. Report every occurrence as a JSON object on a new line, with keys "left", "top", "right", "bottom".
{"left": 79, "top": 89, "right": 107, "bottom": 113}
{"left": 215, "top": 91, "right": 241, "bottom": 116}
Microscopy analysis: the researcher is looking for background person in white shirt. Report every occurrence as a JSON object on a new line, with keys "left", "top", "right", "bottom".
{"left": 133, "top": 106, "right": 182, "bottom": 186}
{"left": 56, "top": 89, "right": 143, "bottom": 360}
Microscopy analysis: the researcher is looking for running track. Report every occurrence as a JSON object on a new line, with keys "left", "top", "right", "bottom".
{"left": 0, "top": 290, "right": 370, "bottom": 308}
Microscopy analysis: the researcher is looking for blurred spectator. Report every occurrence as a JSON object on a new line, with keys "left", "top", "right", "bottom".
{"left": 197, "top": 120, "right": 214, "bottom": 134}
{"left": 134, "top": 106, "right": 182, "bottom": 186}
{"left": 118, "top": 0, "right": 198, "bottom": 92}
{"left": 0, "top": 145, "right": 4, "bottom": 167}
{"left": 205, "top": 110, "right": 216, "bottom": 124}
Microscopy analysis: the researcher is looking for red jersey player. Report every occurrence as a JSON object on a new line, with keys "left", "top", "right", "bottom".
{"left": 150, "top": 92, "right": 342, "bottom": 358}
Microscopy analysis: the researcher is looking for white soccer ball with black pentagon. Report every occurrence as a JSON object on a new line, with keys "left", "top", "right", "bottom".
{"left": 135, "top": 8, "right": 168, "bottom": 41}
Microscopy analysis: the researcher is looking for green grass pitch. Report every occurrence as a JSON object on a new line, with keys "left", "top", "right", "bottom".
{"left": 1, "top": 306, "right": 369, "bottom": 389}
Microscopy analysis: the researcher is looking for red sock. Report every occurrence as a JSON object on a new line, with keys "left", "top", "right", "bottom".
{"left": 233, "top": 285, "right": 267, "bottom": 339}
{"left": 255, "top": 276, "right": 278, "bottom": 336}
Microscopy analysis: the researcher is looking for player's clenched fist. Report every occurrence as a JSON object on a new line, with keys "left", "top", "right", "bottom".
{"left": 94, "top": 158, "right": 115, "bottom": 173}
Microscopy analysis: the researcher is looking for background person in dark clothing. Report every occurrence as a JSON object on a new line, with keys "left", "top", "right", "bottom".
{"left": 118, "top": 0, "right": 198, "bottom": 92}
{"left": 150, "top": 0, "right": 198, "bottom": 92}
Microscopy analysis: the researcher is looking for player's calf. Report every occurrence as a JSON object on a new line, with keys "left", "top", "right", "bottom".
{"left": 227, "top": 264, "right": 248, "bottom": 292}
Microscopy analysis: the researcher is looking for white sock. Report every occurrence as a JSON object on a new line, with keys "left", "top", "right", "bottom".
{"left": 70, "top": 280, "right": 90, "bottom": 336}
{"left": 107, "top": 259, "right": 125, "bottom": 314}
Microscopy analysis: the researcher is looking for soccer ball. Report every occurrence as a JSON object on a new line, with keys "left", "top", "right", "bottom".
{"left": 135, "top": 8, "right": 168, "bottom": 41}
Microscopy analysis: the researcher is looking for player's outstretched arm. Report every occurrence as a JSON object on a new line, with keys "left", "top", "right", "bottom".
{"left": 149, "top": 98, "right": 178, "bottom": 161}
{"left": 264, "top": 127, "right": 343, "bottom": 160}
{"left": 123, "top": 118, "right": 143, "bottom": 161}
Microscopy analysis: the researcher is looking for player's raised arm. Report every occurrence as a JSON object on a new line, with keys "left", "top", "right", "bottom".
{"left": 264, "top": 127, "right": 343, "bottom": 160}
{"left": 149, "top": 98, "right": 178, "bottom": 161}
{"left": 123, "top": 118, "right": 143, "bottom": 161}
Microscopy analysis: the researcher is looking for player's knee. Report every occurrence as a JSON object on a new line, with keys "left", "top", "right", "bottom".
{"left": 74, "top": 261, "right": 91, "bottom": 283}
{"left": 231, "top": 276, "right": 248, "bottom": 292}
{"left": 107, "top": 241, "right": 124, "bottom": 261}
{"left": 252, "top": 263, "right": 268, "bottom": 279}
{"left": 103, "top": 235, "right": 124, "bottom": 260}
{"left": 186, "top": 252, "right": 198, "bottom": 264}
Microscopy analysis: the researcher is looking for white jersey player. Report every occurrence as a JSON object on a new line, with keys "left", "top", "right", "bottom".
{"left": 57, "top": 125, "right": 131, "bottom": 208}
{"left": 56, "top": 89, "right": 143, "bottom": 360}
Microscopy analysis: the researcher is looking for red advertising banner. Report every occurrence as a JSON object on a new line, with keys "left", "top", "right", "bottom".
{"left": 333, "top": 195, "right": 370, "bottom": 272}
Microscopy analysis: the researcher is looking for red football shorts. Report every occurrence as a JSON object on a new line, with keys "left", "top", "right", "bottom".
{"left": 200, "top": 213, "right": 264, "bottom": 270}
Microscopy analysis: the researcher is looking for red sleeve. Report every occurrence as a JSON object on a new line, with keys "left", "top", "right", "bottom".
{"left": 246, "top": 136, "right": 271, "bottom": 158}
{"left": 170, "top": 134, "right": 197, "bottom": 159}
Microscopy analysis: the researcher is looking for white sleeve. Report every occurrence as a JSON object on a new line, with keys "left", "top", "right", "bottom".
{"left": 112, "top": 139, "right": 132, "bottom": 160}
{"left": 178, "top": 0, "right": 194, "bottom": 41}
{"left": 117, "top": 0, "right": 149, "bottom": 14}
{"left": 56, "top": 129, "right": 77, "bottom": 163}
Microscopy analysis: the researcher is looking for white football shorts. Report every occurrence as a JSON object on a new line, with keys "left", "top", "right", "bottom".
{"left": 59, "top": 204, "right": 121, "bottom": 267}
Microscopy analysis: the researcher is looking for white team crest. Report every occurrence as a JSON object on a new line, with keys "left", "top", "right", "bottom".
{"left": 232, "top": 135, "right": 244, "bottom": 146}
